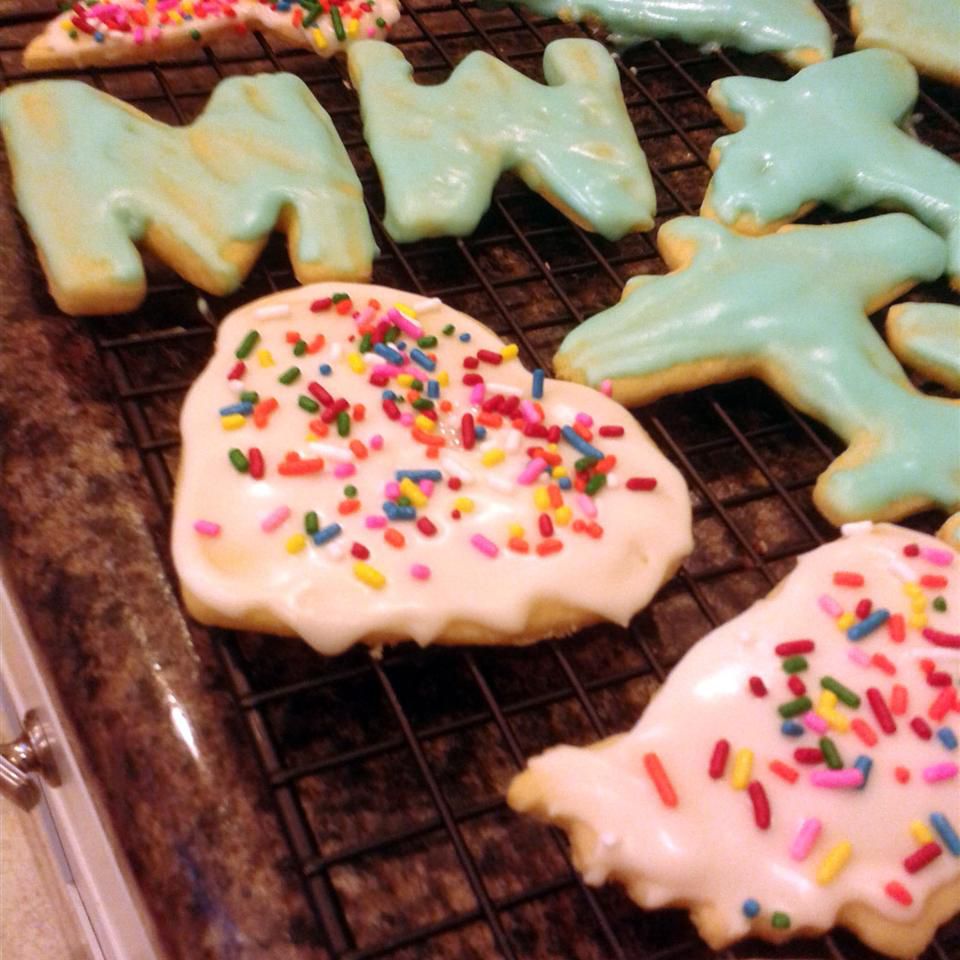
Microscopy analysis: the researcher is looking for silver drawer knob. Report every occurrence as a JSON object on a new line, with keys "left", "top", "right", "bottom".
{"left": 0, "top": 709, "right": 61, "bottom": 811}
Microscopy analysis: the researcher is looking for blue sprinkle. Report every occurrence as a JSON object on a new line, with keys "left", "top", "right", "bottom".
{"left": 383, "top": 503, "right": 416, "bottom": 521}
{"left": 410, "top": 348, "right": 436, "bottom": 372}
{"left": 474, "top": 425, "right": 487, "bottom": 441}
{"left": 396, "top": 341, "right": 406, "bottom": 350}
{"left": 742, "top": 898, "right": 760, "bottom": 919}
{"left": 930, "top": 812, "right": 960, "bottom": 856}
{"left": 312, "top": 523, "right": 342, "bottom": 546}
{"left": 382, "top": 389, "right": 397, "bottom": 401}
{"left": 561, "top": 425, "right": 604, "bottom": 460}
{"left": 937, "top": 727, "right": 958, "bottom": 751}
{"left": 427, "top": 379, "right": 440, "bottom": 399}
{"left": 373, "top": 342, "right": 405, "bottom": 365}
{"left": 319, "top": 363, "right": 333, "bottom": 376}
{"left": 853, "top": 755, "right": 873, "bottom": 790}
{"left": 558, "top": 477, "right": 572, "bottom": 490}
{"left": 532, "top": 368, "right": 545, "bottom": 400}
{"left": 781, "top": 720, "right": 804, "bottom": 737}
{"left": 93, "top": 30, "right": 104, "bottom": 42}
{"left": 219, "top": 401, "right": 253, "bottom": 416}
{"left": 847, "top": 608, "right": 889, "bottom": 641}
{"left": 396, "top": 470, "right": 442, "bottom": 482}
{"left": 459, "top": 332, "right": 471, "bottom": 342}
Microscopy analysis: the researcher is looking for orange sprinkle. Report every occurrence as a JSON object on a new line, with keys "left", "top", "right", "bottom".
{"left": 353, "top": 403, "right": 366, "bottom": 422}
{"left": 478, "top": 412, "right": 503, "bottom": 428}
{"left": 440, "top": 400, "right": 453, "bottom": 413}
{"left": 508, "top": 537, "right": 530, "bottom": 554}
{"left": 350, "top": 439, "right": 368, "bottom": 460}
{"left": 285, "top": 331, "right": 300, "bottom": 343}
{"left": 338, "top": 499, "right": 361, "bottom": 515}
{"left": 536, "top": 538, "right": 563, "bottom": 557}
{"left": 643, "top": 752, "right": 678, "bottom": 808}
{"left": 547, "top": 484, "right": 563, "bottom": 509}
{"left": 851, "top": 717, "right": 878, "bottom": 747}
{"left": 368, "top": 298, "right": 380, "bottom": 309}
{"left": 586, "top": 522, "right": 604, "bottom": 539}
{"left": 887, "top": 613, "right": 905, "bottom": 643}
{"left": 595, "top": 455, "right": 617, "bottom": 474}
{"left": 426, "top": 446, "right": 440, "bottom": 460}
{"left": 253, "top": 396, "right": 279, "bottom": 428}
{"left": 769, "top": 759, "right": 799, "bottom": 784}
{"left": 306, "top": 333, "right": 326, "bottom": 354}
{"left": 384, "top": 528, "right": 405, "bottom": 549}
{"left": 413, "top": 427, "right": 445, "bottom": 447}
{"left": 277, "top": 456, "right": 324, "bottom": 476}
{"left": 573, "top": 422, "right": 593, "bottom": 442}
{"left": 335, "top": 298, "right": 352, "bottom": 315}
{"left": 895, "top": 766, "right": 910, "bottom": 784}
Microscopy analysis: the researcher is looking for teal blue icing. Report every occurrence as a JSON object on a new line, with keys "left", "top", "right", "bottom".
{"left": 348, "top": 38, "right": 656, "bottom": 244}
{"left": 0, "top": 74, "right": 376, "bottom": 311}
{"left": 887, "top": 302, "right": 960, "bottom": 389}
{"left": 494, "top": 0, "right": 832, "bottom": 67}
{"left": 706, "top": 49, "right": 960, "bottom": 288}
{"left": 556, "top": 215, "right": 958, "bottom": 523}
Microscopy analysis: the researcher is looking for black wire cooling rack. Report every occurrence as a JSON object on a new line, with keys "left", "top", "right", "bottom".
{"left": 1, "top": 1, "right": 958, "bottom": 957}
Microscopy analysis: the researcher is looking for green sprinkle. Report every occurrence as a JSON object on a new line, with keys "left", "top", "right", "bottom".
{"left": 820, "top": 736, "right": 842, "bottom": 770}
{"left": 235, "top": 329, "right": 260, "bottom": 359}
{"left": 358, "top": 332, "right": 372, "bottom": 353}
{"left": 782, "top": 655, "right": 808, "bottom": 674}
{"left": 332, "top": 292, "right": 350, "bottom": 303}
{"left": 68, "top": 28, "right": 78, "bottom": 38}
{"left": 396, "top": 496, "right": 411, "bottom": 508}
{"left": 442, "top": 324, "right": 455, "bottom": 336}
{"left": 376, "top": 15, "right": 386, "bottom": 27}
{"left": 228, "top": 448, "right": 249, "bottom": 473}
{"left": 330, "top": 5, "right": 346, "bottom": 41}
{"left": 417, "top": 335, "right": 438, "bottom": 349}
{"left": 934, "top": 596, "right": 947, "bottom": 612}
{"left": 344, "top": 484, "right": 358, "bottom": 498}
{"left": 303, "top": 4, "right": 323, "bottom": 27}
{"left": 305, "top": 511, "right": 319, "bottom": 535}
{"left": 240, "top": 390, "right": 259, "bottom": 404}
{"left": 412, "top": 398, "right": 434, "bottom": 411}
{"left": 383, "top": 326, "right": 400, "bottom": 343}
{"left": 574, "top": 455, "right": 598, "bottom": 473}
{"left": 190, "top": 28, "right": 201, "bottom": 40}
{"left": 586, "top": 473, "right": 606, "bottom": 496}
{"left": 293, "top": 339, "right": 307, "bottom": 357}
{"left": 778, "top": 696, "right": 811, "bottom": 718}
{"left": 278, "top": 366, "right": 301, "bottom": 385}
{"left": 770, "top": 912, "right": 790, "bottom": 930}
{"left": 409, "top": 378, "right": 424, "bottom": 392}
{"left": 298, "top": 395, "right": 320, "bottom": 413}
{"left": 336, "top": 410, "right": 350, "bottom": 437}
{"left": 821, "top": 676, "right": 860, "bottom": 708}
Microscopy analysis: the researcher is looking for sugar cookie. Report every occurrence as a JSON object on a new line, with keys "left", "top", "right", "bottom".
{"left": 23, "top": 0, "right": 401, "bottom": 71}
{"left": 886, "top": 302, "right": 960, "bottom": 392}
{"left": 0, "top": 75, "right": 375, "bottom": 316}
{"left": 347, "top": 39, "right": 656, "bottom": 243}
{"left": 172, "top": 283, "right": 693, "bottom": 655}
{"left": 850, "top": 0, "right": 960, "bottom": 86}
{"left": 553, "top": 215, "right": 958, "bottom": 526}
{"left": 509, "top": 522, "right": 960, "bottom": 959}
{"left": 703, "top": 50, "right": 960, "bottom": 290}
{"left": 499, "top": 0, "right": 832, "bottom": 69}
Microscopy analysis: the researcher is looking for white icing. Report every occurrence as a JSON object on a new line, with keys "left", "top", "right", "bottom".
{"left": 172, "top": 283, "right": 693, "bottom": 654}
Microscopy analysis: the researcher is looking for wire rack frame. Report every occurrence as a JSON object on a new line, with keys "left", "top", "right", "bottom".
{"left": 1, "top": 1, "right": 958, "bottom": 958}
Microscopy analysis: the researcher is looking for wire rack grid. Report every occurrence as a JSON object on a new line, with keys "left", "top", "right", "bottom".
{"left": 1, "top": 0, "right": 958, "bottom": 958}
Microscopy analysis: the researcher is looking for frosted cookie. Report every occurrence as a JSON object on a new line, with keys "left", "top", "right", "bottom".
{"left": 23, "top": 0, "right": 401, "bottom": 71}
{"left": 172, "top": 283, "right": 693, "bottom": 655}
{"left": 0, "top": 75, "right": 375, "bottom": 316}
{"left": 850, "top": 0, "right": 960, "bottom": 86}
{"left": 348, "top": 39, "right": 656, "bottom": 243}
{"left": 500, "top": 0, "right": 832, "bottom": 69}
{"left": 703, "top": 50, "right": 960, "bottom": 290}
{"left": 553, "top": 215, "right": 959, "bottom": 526}
{"left": 509, "top": 523, "right": 960, "bottom": 959}
{"left": 886, "top": 303, "right": 960, "bottom": 392}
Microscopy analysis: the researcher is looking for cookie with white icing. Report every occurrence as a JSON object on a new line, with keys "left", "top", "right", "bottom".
{"left": 509, "top": 523, "right": 960, "bottom": 958}
{"left": 24, "top": 0, "right": 401, "bottom": 71}
{"left": 172, "top": 283, "right": 693, "bottom": 655}
{"left": 886, "top": 302, "right": 960, "bottom": 392}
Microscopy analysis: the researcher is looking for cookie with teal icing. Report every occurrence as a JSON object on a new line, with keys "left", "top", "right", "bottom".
{"left": 497, "top": 0, "right": 832, "bottom": 69}
{"left": 886, "top": 302, "right": 960, "bottom": 392}
{"left": 703, "top": 49, "right": 960, "bottom": 291}
{"left": 554, "top": 214, "right": 958, "bottom": 526}
{"left": 348, "top": 38, "right": 656, "bottom": 244}
{"left": 0, "top": 74, "right": 376, "bottom": 316}
{"left": 850, "top": 0, "right": 960, "bottom": 86}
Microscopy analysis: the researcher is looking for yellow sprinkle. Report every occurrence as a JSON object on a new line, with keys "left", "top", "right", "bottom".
{"left": 181, "top": 0, "right": 194, "bottom": 13}
{"left": 354, "top": 561, "right": 385, "bottom": 589}
{"left": 61, "top": 19, "right": 74, "bottom": 31}
{"left": 169, "top": 10, "right": 182, "bottom": 23}
{"left": 397, "top": 373, "right": 414, "bottom": 387}
{"left": 395, "top": 302, "right": 415, "bottom": 318}
{"left": 551, "top": 466, "right": 568, "bottom": 479}
{"left": 909, "top": 612, "right": 927, "bottom": 630}
{"left": 836, "top": 612, "right": 856, "bottom": 631}
{"left": 346, "top": 17, "right": 359, "bottom": 37}
{"left": 555, "top": 505, "right": 572, "bottom": 526}
{"left": 400, "top": 477, "right": 428, "bottom": 508}
{"left": 546, "top": 443, "right": 559, "bottom": 454}
{"left": 454, "top": 497, "right": 475, "bottom": 514}
{"left": 501, "top": 343, "right": 519, "bottom": 361}
{"left": 911, "top": 596, "right": 927, "bottom": 613}
{"left": 415, "top": 414, "right": 436, "bottom": 433}
{"left": 437, "top": 371, "right": 449, "bottom": 387}
{"left": 818, "top": 690, "right": 838, "bottom": 712}
{"left": 306, "top": 432, "right": 319, "bottom": 442}
{"left": 910, "top": 820, "right": 935, "bottom": 845}
{"left": 347, "top": 352, "right": 366, "bottom": 374}
{"left": 221, "top": 413, "right": 246, "bottom": 431}
{"left": 508, "top": 522, "right": 525, "bottom": 538}
{"left": 904, "top": 582, "right": 923, "bottom": 597}
{"left": 730, "top": 748, "right": 753, "bottom": 790}
{"left": 825, "top": 710, "right": 850, "bottom": 733}
{"left": 816, "top": 840, "right": 852, "bottom": 885}
{"left": 257, "top": 348, "right": 275, "bottom": 368}
{"left": 481, "top": 448, "right": 505, "bottom": 468}
{"left": 533, "top": 486, "right": 551, "bottom": 510}
{"left": 312, "top": 28, "right": 328, "bottom": 49}
{"left": 285, "top": 533, "right": 306, "bottom": 555}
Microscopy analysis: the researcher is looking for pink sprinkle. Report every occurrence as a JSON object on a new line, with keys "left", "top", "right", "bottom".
{"left": 818, "top": 594, "right": 842, "bottom": 617}
{"left": 365, "top": 515, "right": 388, "bottom": 529}
{"left": 599, "top": 379, "right": 613, "bottom": 397}
{"left": 847, "top": 648, "right": 870, "bottom": 667}
{"left": 470, "top": 382, "right": 485, "bottom": 405}
{"left": 356, "top": 306, "right": 376, "bottom": 326}
{"left": 576, "top": 494, "right": 598, "bottom": 519}
{"left": 149, "top": 26, "right": 161, "bottom": 41}
{"left": 260, "top": 506, "right": 290, "bottom": 533}
{"left": 367, "top": 25, "right": 377, "bottom": 37}
{"left": 471, "top": 534, "right": 499, "bottom": 558}
{"left": 194, "top": 519, "right": 221, "bottom": 537}
{"left": 789, "top": 817, "right": 821, "bottom": 861}
{"left": 334, "top": 462, "right": 356, "bottom": 478}
{"left": 133, "top": 25, "right": 144, "bottom": 43}
{"left": 373, "top": 364, "right": 397, "bottom": 378}
{"left": 922, "top": 762, "right": 958, "bottom": 783}
{"left": 369, "top": 434, "right": 384, "bottom": 451}
{"left": 811, "top": 769, "right": 864, "bottom": 788}
{"left": 575, "top": 412, "right": 593, "bottom": 427}
{"left": 384, "top": 481, "right": 401, "bottom": 498}
{"left": 410, "top": 563, "right": 431, "bottom": 580}
{"left": 519, "top": 400, "right": 542, "bottom": 424}
{"left": 517, "top": 457, "right": 548, "bottom": 485}
{"left": 400, "top": 412, "right": 415, "bottom": 427}
{"left": 390, "top": 309, "right": 423, "bottom": 340}
{"left": 803, "top": 711, "right": 828, "bottom": 734}
{"left": 920, "top": 546, "right": 954, "bottom": 567}
{"left": 420, "top": 479, "right": 435, "bottom": 496}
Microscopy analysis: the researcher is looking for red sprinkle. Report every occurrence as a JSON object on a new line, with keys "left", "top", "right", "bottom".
{"left": 922, "top": 627, "right": 960, "bottom": 649}
{"left": 748, "top": 781, "right": 771, "bottom": 830}
{"left": 708, "top": 739, "right": 730, "bottom": 779}
{"left": 598, "top": 425, "right": 624, "bottom": 437}
{"left": 248, "top": 447, "right": 264, "bottom": 480}
{"left": 476, "top": 349, "right": 502, "bottom": 366}
{"left": 871, "top": 653, "right": 896, "bottom": 675}
{"left": 350, "top": 542, "right": 369, "bottom": 560}
{"left": 855, "top": 598, "right": 873, "bottom": 619}
{"left": 920, "top": 575, "right": 947, "bottom": 589}
{"left": 851, "top": 718, "right": 878, "bottom": 747}
{"left": 833, "top": 571, "right": 864, "bottom": 587}
{"left": 643, "top": 752, "right": 678, "bottom": 808}
{"left": 749, "top": 676, "right": 767, "bottom": 697}
{"left": 787, "top": 675, "right": 807, "bottom": 696}
{"left": 416, "top": 517, "right": 437, "bottom": 538}
{"left": 884, "top": 882, "right": 913, "bottom": 906}
{"left": 794, "top": 747, "right": 824, "bottom": 765}
{"left": 904, "top": 842, "right": 941, "bottom": 874}
{"left": 775, "top": 639, "right": 815, "bottom": 656}
{"left": 382, "top": 398, "right": 401, "bottom": 421}
{"left": 626, "top": 477, "right": 658, "bottom": 491}
{"left": 890, "top": 684, "right": 908, "bottom": 715}
{"left": 867, "top": 687, "right": 897, "bottom": 735}
{"left": 927, "top": 671, "right": 952, "bottom": 687}
{"left": 462, "top": 371, "right": 483, "bottom": 384}
{"left": 887, "top": 613, "right": 906, "bottom": 643}
{"left": 895, "top": 766, "right": 911, "bottom": 784}
{"left": 536, "top": 538, "right": 563, "bottom": 557}
{"left": 508, "top": 537, "right": 530, "bottom": 554}
{"left": 910, "top": 716, "right": 932, "bottom": 740}
{"left": 308, "top": 381, "right": 334, "bottom": 406}
{"left": 769, "top": 760, "right": 799, "bottom": 784}
{"left": 227, "top": 360, "right": 245, "bottom": 380}
{"left": 310, "top": 297, "right": 332, "bottom": 312}
{"left": 903, "top": 543, "right": 920, "bottom": 557}
{"left": 461, "top": 413, "right": 476, "bottom": 450}
{"left": 929, "top": 686, "right": 957, "bottom": 722}
{"left": 539, "top": 513, "right": 554, "bottom": 538}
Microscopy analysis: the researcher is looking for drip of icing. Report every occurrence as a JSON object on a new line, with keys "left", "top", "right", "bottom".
{"left": 347, "top": 38, "right": 656, "bottom": 243}
{"left": 509, "top": 524, "right": 960, "bottom": 956}
{"left": 554, "top": 215, "right": 958, "bottom": 525}
{"left": 171, "top": 283, "right": 693, "bottom": 654}
{"left": 495, "top": 0, "right": 832, "bottom": 69}
{"left": 886, "top": 303, "right": 960, "bottom": 392}
{"left": 0, "top": 76, "right": 376, "bottom": 315}
{"left": 703, "top": 49, "right": 960, "bottom": 290}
